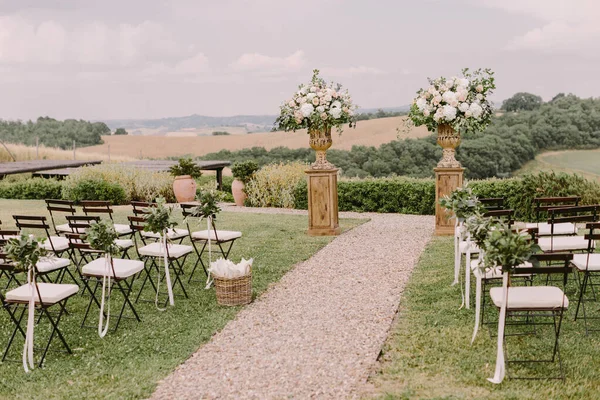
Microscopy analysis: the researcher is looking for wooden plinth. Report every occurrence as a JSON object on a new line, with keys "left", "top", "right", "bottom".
{"left": 306, "top": 168, "right": 341, "bottom": 236}
{"left": 434, "top": 167, "right": 465, "bottom": 236}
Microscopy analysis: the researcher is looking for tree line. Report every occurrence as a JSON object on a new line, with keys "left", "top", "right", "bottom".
{"left": 200, "top": 94, "right": 600, "bottom": 179}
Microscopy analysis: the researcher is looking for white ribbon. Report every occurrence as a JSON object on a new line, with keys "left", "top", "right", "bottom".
{"left": 488, "top": 271, "right": 508, "bottom": 384}
{"left": 464, "top": 232, "right": 472, "bottom": 310}
{"left": 155, "top": 231, "right": 175, "bottom": 311}
{"left": 453, "top": 219, "right": 461, "bottom": 286}
{"left": 205, "top": 216, "right": 214, "bottom": 289}
{"left": 471, "top": 251, "right": 484, "bottom": 344}
{"left": 23, "top": 266, "right": 35, "bottom": 373}
{"left": 98, "top": 254, "right": 112, "bottom": 338}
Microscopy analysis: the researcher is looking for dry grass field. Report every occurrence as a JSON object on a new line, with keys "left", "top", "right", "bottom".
{"left": 79, "top": 116, "right": 429, "bottom": 159}
{"left": 0, "top": 142, "right": 135, "bottom": 162}
{"left": 516, "top": 149, "right": 600, "bottom": 182}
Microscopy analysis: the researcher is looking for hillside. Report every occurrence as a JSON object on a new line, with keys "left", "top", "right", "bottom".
{"left": 80, "top": 117, "right": 428, "bottom": 159}
{"left": 516, "top": 149, "right": 600, "bottom": 182}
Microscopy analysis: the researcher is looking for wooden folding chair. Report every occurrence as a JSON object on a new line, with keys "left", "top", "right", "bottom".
{"left": 45, "top": 199, "right": 77, "bottom": 236}
{"left": 0, "top": 236, "right": 24, "bottom": 289}
{"left": 128, "top": 216, "right": 193, "bottom": 305}
{"left": 81, "top": 200, "right": 132, "bottom": 237}
{"left": 480, "top": 197, "right": 505, "bottom": 212}
{"left": 180, "top": 203, "right": 242, "bottom": 283}
{"left": 490, "top": 253, "right": 573, "bottom": 380}
{"left": 526, "top": 197, "right": 580, "bottom": 236}
{"left": 573, "top": 222, "right": 600, "bottom": 335}
{"left": 130, "top": 201, "right": 187, "bottom": 244}
{"left": 539, "top": 205, "right": 599, "bottom": 253}
{"left": 66, "top": 215, "right": 133, "bottom": 260}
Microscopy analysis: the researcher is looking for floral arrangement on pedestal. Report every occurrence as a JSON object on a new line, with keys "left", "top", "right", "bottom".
{"left": 407, "top": 68, "right": 496, "bottom": 168}
{"left": 274, "top": 69, "right": 357, "bottom": 169}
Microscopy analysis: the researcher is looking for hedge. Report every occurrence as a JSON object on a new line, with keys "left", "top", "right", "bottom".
{"left": 294, "top": 172, "right": 600, "bottom": 221}
{"left": 0, "top": 178, "right": 63, "bottom": 200}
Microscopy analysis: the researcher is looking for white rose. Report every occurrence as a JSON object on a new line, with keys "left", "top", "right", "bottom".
{"left": 299, "top": 87, "right": 307, "bottom": 95}
{"left": 442, "top": 90, "right": 457, "bottom": 104}
{"left": 476, "top": 93, "right": 483, "bottom": 101}
{"left": 312, "top": 97, "right": 320, "bottom": 106}
{"left": 331, "top": 100, "right": 341, "bottom": 109}
{"left": 288, "top": 100, "right": 296, "bottom": 108}
{"left": 432, "top": 95, "right": 442, "bottom": 105}
{"left": 469, "top": 103, "right": 483, "bottom": 118}
{"left": 459, "top": 102, "right": 470, "bottom": 113}
{"left": 316, "top": 105, "right": 325, "bottom": 113}
{"left": 450, "top": 99, "right": 459, "bottom": 107}
{"left": 310, "top": 86, "right": 317, "bottom": 93}
{"left": 307, "top": 93, "right": 316, "bottom": 101}
{"left": 457, "top": 90, "right": 468, "bottom": 102}
{"left": 459, "top": 78, "right": 469, "bottom": 87}
{"left": 476, "top": 84, "right": 484, "bottom": 93}
{"left": 329, "top": 107, "right": 342, "bottom": 119}
{"left": 300, "top": 103, "right": 314, "bottom": 117}
{"left": 317, "top": 91, "right": 325, "bottom": 97}
{"left": 442, "top": 105, "right": 457, "bottom": 121}
{"left": 320, "top": 112, "right": 328, "bottom": 120}
{"left": 416, "top": 98, "right": 428, "bottom": 111}
{"left": 423, "top": 109, "right": 430, "bottom": 117}
{"left": 324, "top": 94, "right": 332, "bottom": 102}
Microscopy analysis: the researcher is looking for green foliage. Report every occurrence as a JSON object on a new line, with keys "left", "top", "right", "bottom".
{"left": 231, "top": 160, "right": 259, "bottom": 183}
{"left": 501, "top": 92, "right": 543, "bottom": 112}
{"left": 355, "top": 109, "right": 406, "bottom": 121}
{"left": 143, "top": 197, "right": 177, "bottom": 234}
{"left": 0, "top": 117, "right": 107, "bottom": 149}
{"left": 3, "top": 234, "right": 46, "bottom": 271}
{"left": 114, "top": 128, "right": 128, "bottom": 135}
{"left": 464, "top": 213, "right": 497, "bottom": 249}
{"left": 86, "top": 219, "right": 119, "bottom": 255}
{"left": 212, "top": 131, "right": 230, "bottom": 136}
{"left": 439, "top": 185, "right": 485, "bottom": 221}
{"left": 188, "top": 189, "right": 225, "bottom": 219}
{"left": 245, "top": 162, "right": 307, "bottom": 208}
{"left": 169, "top": 158, "right": 203, "bottom": 179}
{"left": 62, "top": 179, "right": 126, "bottom": 204}
{"left": 483, "top": 224, "right": 540, "bottom": 271}
{"left": 0, "top": 177, "right": 63, "bottom": 200}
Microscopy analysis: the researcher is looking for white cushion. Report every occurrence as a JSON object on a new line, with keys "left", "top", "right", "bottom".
{"left": 538, "top": 236, "right": 593, "bottom": 252}
{"left": 113, "top": 223, "right": 132, "bottom": 235}
{"left": 82, "top": 258, "right": 144, "bottom": 279}
{"left": 6, "top": 282, "right": 79, "bottom": 304}
{"left": 571, "top": 253, "right": 600, "bottom": 271}
{"left": 525, "top": 222, "right": 576, "bottom": 236}
{"left": 42, "top": 236, "right": 69, "bottom": 252}
{"left": 191, "top": 230, "right": 242, "bottom": 242}
{"left": 56, "top": 223, "right": 74, "bottom": 233}
{"left": 114, "top": 239, "right": 133, "bottom": 249}
{"left": 36, "top": 257, "right": 70, "bottom": 273}
{"left": 490, "top": 286, "right": 568, "bottom": 309}
{"left": 471, "top": 259, "right": 532, "bottom": 279}
{"left": 141, "top": 228, "right": 188, "bottom": 240}
{"left": 138, "top": 242, "right": 193, "bottom": 258}
{"left": 459, "top": 241, "right": 480, "bottom": 254}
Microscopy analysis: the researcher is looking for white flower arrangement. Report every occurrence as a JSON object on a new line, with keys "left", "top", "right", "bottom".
{"left": 274, "top": 69, "right": 358, "bottom": 133}
{"left": 408, "top": 68, "right": 496, "bottom": 133}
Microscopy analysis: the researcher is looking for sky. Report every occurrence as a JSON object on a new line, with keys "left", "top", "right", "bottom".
{"left": 0, "top": 0, "right": 598, "bottom": 121}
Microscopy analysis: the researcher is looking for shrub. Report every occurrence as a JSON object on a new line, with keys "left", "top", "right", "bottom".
{"left": 0, "top": 177, "right": 63, "bottom": 200}
{"left": 212, "top": 131, "right": 230, "bottom": 136}
{"left": 231, "top": 160, "right": 259, "bottom": 183}
{"left": 245, "top": 162, "right": 307, "bottom": 208}
{"left": 168, "top": 158, "right": 202, "bottom": 179}
{"left": 63, "top": 179, "right": 126, "bottom": 204}
{"left": 62, "top": 164, "right": 175, "bottom": 203}
{"left": 197, "top": 175, "right": 233, "bottom": 194}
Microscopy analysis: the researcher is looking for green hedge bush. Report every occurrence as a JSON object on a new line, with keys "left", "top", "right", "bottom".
{"left": 62, "top": 179, "right": 126, "bottom": 204}
{"left": 294, "top": 172, "right": 600, "bottom": 220}
{"left": 0, "top": 178, "right": 63, "bottom": 200}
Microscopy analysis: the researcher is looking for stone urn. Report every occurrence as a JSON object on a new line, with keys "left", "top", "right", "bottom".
{"left": 172, "top": 175, "right": 197, "bottom": 203}
{"left": 231, "top": 179, "right": 247, "bottom": 206}
{"left": 309, "top": 126, "right": 335, "bottom": 170}
{"left": 436, "top": 124, "right": 461, "bottom": 168}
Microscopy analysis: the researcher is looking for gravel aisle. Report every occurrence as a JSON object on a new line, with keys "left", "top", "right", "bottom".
{"left": 152, "top": 213, "right": 434, "bottom": 399}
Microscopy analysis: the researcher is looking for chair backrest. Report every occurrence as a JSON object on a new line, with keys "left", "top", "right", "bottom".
{"left": 81, "top": 200, "right": 114, "bottom": 220}
{"left": 480, "top": 197, "right": 505, "bottom": 212}
{"left": 584, "top": 222, "right": 600, "bottom": 254}
{"left": 484, "top": 209, "right": 515, "bottom": 228}
{"left": 45, "top": 199, "right": 76, "bottom": 234}
{"left": 0, "top": 238, "right": 15, "bottom": 269}
{"left": 66, "top": 215, "right": 100, "bottom": 234}
{"left": 131, "top": 201, "right": 155, "bottom": 216}
{"left": 547, "top": 205, "right": 599, "bottom": 226}
{"left": 65, "top": 232, "right": 93, "bottom": 251}
{"left": 534, "top": 196, "right": 580, "bottom": 222}
{"left": 0, "top": 229, "right": 20, "bottom": 239}
{"left": 512, "top": 253, "right": 573, "bottom": 288}
{"left": 13, "top": 215, "right": 51, "bottom": 235}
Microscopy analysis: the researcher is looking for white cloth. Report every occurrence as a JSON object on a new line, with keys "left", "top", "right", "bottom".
{"left": 82, "top": 258, "right": 144, "bottom": 279}
{"left": 6, "top": 282, "right": 79, "bottom": 304}
{"left": 138, "top": 243, "right": 193, "bottom": 258}
{"left": 525, "top": 222, "right": 576, "bottom": 236}
{"left": 571, "top": 253, "right": 600, "bottom": 271}
{"left": 538, "top": 236, "right": 592, "bottom": 252}
{"left": 191, "top": 230, "right": 242, "bottom": 242}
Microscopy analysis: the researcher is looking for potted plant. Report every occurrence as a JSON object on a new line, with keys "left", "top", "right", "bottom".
{"left": 169, "top": 158, "right": 203, "bottom": 203}
{"left": 407, "top": 68, "right": 496, "bottom": 167}
{"left": 230, "top": 160, "right": 259, "bottom": 206}
{"left": 273, "top": 69, "right": 357, "bottom": 170}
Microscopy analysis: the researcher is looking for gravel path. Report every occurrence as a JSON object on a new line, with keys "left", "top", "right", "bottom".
{"left": 152, "top": 213, "right": 434, "bottom": 399}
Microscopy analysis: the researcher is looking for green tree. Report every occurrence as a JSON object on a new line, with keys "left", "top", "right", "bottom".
{"left": 501, "top": 92, "right": 543, "bottom": 112}
{"left": 114, "top": 128, "right": 128, "bottom": 135}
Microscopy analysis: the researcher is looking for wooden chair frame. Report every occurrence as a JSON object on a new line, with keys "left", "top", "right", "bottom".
{"left": 45, "top": 199, "right": 77, "bottom": 236}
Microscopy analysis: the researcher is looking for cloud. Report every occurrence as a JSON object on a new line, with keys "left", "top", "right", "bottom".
{"left": 474, "top": 0, "right": 600, "bottom": 51}
{"left": 320, "top": 66, "right": 384, "bottom": 78}
{"left": 229, "top": 50, "right": 305, "bottom": 74}
{"left": 140, "top": 52, "right": 210, "bottom": 78}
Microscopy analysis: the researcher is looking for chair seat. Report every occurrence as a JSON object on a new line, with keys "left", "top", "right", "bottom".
{"left": 6, "top": 282, "right": 79, "bottom": 305}
{"left": 538, "top": 236, "right": 592, "bottom": 252}
{"left": 82, "top": 258, "right": 144, "bottom": 279}
{"left": 459, "top": 241, "right": 480, "bottom": 254}
{"left": 113, "top": 223, "right": 132, "bottom": 235}
{"left": 142, "top": 228, "right": 188, "bottom": 240}
{"left": 36, "top": 257, "right": 70, "bottom": 273}
{"left": 490, "top": 286, "right": 569, "bottom": 310}
{"left": 42, "top": 236, "right": 70, "bottom": 252}
{"left": 525, "top": 222, "right": 576, "bottom": 236}
{"left": 115, "top": 239, "right": 134, "bottom": 249}
{"left": 191, "top": 230, "right": 242, "bottom": 242}
{"left": 56, "top": 223, "right": 74, "bottom": 233}
{"left": 471, "top": 260, "right": 533, "bottom": 279}
{"left": 138, "top": 242, "right": 193, "bottom": 258}
{"left": 571, "top": 253, "right": 600, "bottom": 271}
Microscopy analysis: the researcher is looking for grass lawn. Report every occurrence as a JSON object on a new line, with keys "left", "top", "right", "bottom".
{"left": 0, "top": 200, "right": 366, "bottom": 399}
{"left": 370, "top": 236, "right": 600, "bottom": 400}
{"left": 516, "top": 149, "right": 600, "bottom": 183}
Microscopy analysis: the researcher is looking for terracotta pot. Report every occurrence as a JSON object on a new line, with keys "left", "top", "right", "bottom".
{"left": 436, "top": 124, "right": 461, "bottom": 168}
{"left": 231, "top": 179, "right": 247, "bottom": 207}
{"left": 172, "top": 175, "right": 197, "bottom": 203}
{"left": 309, "top": 126, "right": 335, "bottom": 170}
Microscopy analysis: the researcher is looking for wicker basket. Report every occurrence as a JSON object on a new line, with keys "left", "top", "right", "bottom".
{"left": 213, "top": 270, "right": 252, "bottom": 306}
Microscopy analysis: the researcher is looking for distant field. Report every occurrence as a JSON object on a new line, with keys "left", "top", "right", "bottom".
{"left": 79, "top": 117, "right": 429, "bottom": 159}
{"left": 516, "top": 149, "right": 600, "bottom": 181}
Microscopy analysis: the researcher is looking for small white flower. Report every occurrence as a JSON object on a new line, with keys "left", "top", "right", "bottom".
{"left": 312, "top": 97, "right": 320, "bottom": 106}
{"left": 300, "top": 103, "right": 314, "bottom": 117}
{"left": 306, "top": 93, "right": 316, "bottom": 101}
{"left": 324, "top": 94, "right": 332, "bottom": 102}
{"left": 442, "top": 91, "right": 457, "bottom": 104}
{"left": 331, "top": 100, "right": 342, "bottom": 109}
{"left": 320, "top": 112, "right": 328, "bottom": 120}
{"left": 423, "top": 109, "right": 430, "bottom": 117}
{"left": 416, "top": 98, "right": 428, "bottom": 111}
{"left": 310, "top": 86, "right": 317, "bottom": 93}
{"left": 329, "top": 107, "right": 342, "bottom": 119}
{"left": 459, "top": 102, "right": 470, "bottom": 112}
{"left": 476, "top": 93, "right": 483, "bottom": 101}
{"left": 458, "top": 78, "right": 469, "bottom": 87}
{"left": 469, "top": 102, "right": 483, "bottom": 118}
{"left": 442, "top": 105, "right": 457, "bottom": 121}
{"left": 476, "top": 84, "right": 484, "bottom": 93}
{"left": 316, "top": 105, "right": 325, "bottom": 113}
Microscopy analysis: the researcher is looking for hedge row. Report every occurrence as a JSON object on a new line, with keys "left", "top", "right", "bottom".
{"left": 293, "top": 171, "right": 600, "bottom": 221}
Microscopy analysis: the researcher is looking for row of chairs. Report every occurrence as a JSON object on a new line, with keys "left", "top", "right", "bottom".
{"left": 0, "top": 200, "right": 243, "bottom": 368}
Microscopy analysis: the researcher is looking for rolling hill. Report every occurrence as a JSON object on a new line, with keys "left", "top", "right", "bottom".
{"left": 516, "top": 149, "right": 600, "bottom": 182}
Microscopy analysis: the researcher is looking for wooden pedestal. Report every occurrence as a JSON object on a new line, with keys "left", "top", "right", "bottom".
{"left": 434, "top": 167, "right": 465, "bottom": 236}
{"left": 306, "top": 168, "right": 341, "bottom": 236}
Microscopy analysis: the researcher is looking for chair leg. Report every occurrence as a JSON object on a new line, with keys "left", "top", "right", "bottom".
{"left": 2, "top": 306, "right": 27, "bottom": 362}
{"left": 39, "top": 301, "right": 72, "bottom": 367}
